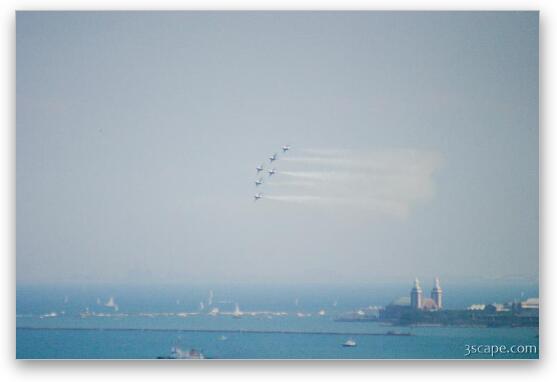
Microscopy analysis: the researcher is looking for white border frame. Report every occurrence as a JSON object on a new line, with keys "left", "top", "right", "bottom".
{"left": 3, "top": 1, "right": 552, "bottom": 381}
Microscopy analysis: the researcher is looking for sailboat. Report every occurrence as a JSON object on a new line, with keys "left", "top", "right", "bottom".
{"left": 104, "top": 297, "right": 119, "bottom": 311}
{"left": 232, "top": 303, "right": 243, "bottom": 319}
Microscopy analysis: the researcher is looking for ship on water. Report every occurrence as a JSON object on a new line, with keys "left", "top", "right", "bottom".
{"left": 157, "top": 347, "right": 205, "bottom": 360}
{"left": 342, "top": 339, "right": 357, "bottom": 347}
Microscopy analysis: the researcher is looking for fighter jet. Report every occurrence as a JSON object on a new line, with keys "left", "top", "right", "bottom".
{"left": 254, "top": 193, "right": 263, "bottom": 201}
{"left": 256, "top": 164, "right": 264, "bottom": 173}
{"left": 267, "top": 168, "right": 276, "bottom": 176}
{"left": 255, "top": 179, "right": 264, "bottom": 186}
{"left": 269, "top": 153, "right": 278, "bottom": 162}
{"left": 282, "top": 145, "right": 291, "bottom": 152}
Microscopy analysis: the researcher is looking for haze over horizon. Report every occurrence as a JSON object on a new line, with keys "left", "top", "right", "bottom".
{"left": 16, "top": 12, "right": 538, "bottom": 285}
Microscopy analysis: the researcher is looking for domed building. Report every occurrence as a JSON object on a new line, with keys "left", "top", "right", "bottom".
{"left": 421, "top": 297, "right": 439, "bottom": 311}
{"left": 380, "top": 278, "right": 444, "bottom": 321}
{"left": 381, "top": 296, "right": 412, "bottom": 320}
{"left": 410, "top": 277, "right": 443, "bottom": 311}
{"left": 390, "top": 296, "right": 411, "bottom": 307}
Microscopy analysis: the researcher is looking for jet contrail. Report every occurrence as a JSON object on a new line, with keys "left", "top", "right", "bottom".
{"left": 299, "top": 148, "right": 351, "bottom": 156}
{"left": 264, "top": 180, "right": 319, "bottom": 188}
{"left": 264, "top": 195, "right": 334, "bottom": 204}
{"left": 264, "top": 195, "right": 410, "bottom": 217}
{"left": 281, "top": 156, "right": 357, "bottom": 167}
{"left": 279, "top": 171, "right": 338, "bottom": 181}
{"left": 282, "top": 152, "right": 441, "bottom": 173}
{"left": 279, "top": 171, "right": 364, "bottom": 184}
{"left": 253, "top": 147, "right": 442, "bottom": 219}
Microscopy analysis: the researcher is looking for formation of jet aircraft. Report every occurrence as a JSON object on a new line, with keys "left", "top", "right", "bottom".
{"left": 253, "top": 145, "right": 291, "bottom": 201}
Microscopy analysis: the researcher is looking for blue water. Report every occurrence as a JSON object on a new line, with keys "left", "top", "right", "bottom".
{"left": 16, "top": 282, "right": 539, "bottom": 359}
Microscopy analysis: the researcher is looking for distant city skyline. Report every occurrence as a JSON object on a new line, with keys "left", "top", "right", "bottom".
{"left": 17, "top": 11, "right": 538, "bottom": 284}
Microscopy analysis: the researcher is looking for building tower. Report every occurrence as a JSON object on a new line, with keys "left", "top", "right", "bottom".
{"left": 410, "top": 278, "right": 423, "bottom": 310}
{"left": 431, "top": 277, "right": 443, "bottom": 309}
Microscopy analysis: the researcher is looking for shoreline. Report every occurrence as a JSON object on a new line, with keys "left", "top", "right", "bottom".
{"left": 16, "top": 326, "right": 414, "bottom": 337}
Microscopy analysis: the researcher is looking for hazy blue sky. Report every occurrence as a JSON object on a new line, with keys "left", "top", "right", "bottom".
{"left": 16, "top": 12, "right": 538, "bottom": 284}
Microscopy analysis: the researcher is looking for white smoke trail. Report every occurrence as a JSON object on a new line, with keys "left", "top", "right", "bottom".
{"left": 265, "top": 195, "right": 331, "bottom": 203}
{"left": 279, "top": 171, "right": 338, "bottom": 181}
{"left": 256, "top": 148, "right": 442, "bottom": 219}
{"left": 264, "top": 180, "right": 319, "bottom": 188}
{"left": 299, "top": 148, "right": 352, "bottom": 156}
{"left": 264, "top": 195, "right": 410, "bottom": 218}
{"left": 281, "top": 157, "right": 357, "bottom": 167}
{"left": 281, "top": 149, "right": 442, "bottom": 173}
{"left": 278, "top": 171, "right": 369, "bottom": 185}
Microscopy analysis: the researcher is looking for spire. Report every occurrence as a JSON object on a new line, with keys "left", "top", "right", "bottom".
{"left": 414, "top": 278, "right": 422, "bottom": 289}
{"left": 431, "top": 277, "right": 443, "bottom": 309}
{"left": 410, "top": 278, "right": 423, "bottom": 309}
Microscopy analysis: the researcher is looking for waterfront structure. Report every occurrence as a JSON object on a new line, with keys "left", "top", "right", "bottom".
{"left": 431, "top": 277, "right": 443, "bottom": 309}
{"left": 410, "top": 277, "right": 442, "bottom": 311}
{"left": 379, "top": 279, "right": 538, "bottom": 327}
{"left": 467, "top": 304, "right": 486, "bottom": 311}
{"left": 410, "top": 278, "right": 423, "bottom": 309}
{"left": 514, "top": 298, "right": 539, "bottom": 317}
{"left": 484, "top": 303, "right": 510, "bottom": 313}
{"left": 388, "top": 278, "right": 443, "bottom": 311}
{"left": 519, "top": 298, "right": 539, "bottom": 310}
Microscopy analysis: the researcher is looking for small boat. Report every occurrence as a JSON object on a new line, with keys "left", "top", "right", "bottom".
{"left": 232, "top": 303, "right": 243, "bottom": 319}
{"left": 39, "top": 312, "right": 58, "bottom": 319}
{"left": 104, "top": 297, "right": 118, "bottom": 310}
{"left": 157, "top": 347, "right": 205, "bottom": 360}
{"left": 342, "top": 339, "right": 357, "bottom": 347}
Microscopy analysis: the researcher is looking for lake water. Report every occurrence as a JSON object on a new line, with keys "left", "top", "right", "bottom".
{"left": 16, "top": 282, "right": 539, "bottom": 359}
